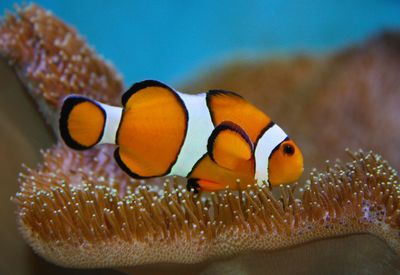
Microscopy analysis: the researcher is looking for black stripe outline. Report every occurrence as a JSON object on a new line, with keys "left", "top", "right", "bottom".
{"left": 114, "top": 148, "right": 154, "bottom": 179}
{"left": 59, "top": 95, "right": 106, "bottom": 151}
{"left": 121, "top": 80, "right": 174, "bottom": 107}
{"left": 207, "top": 121, "right": 254, "bottom": 165}
{"left": 254, "top": 121, "right": 275, "bottom": 147}
{"left": 186, "top": 153, "right": 208, "bottom": 178}
{"left": 268, "top": 136, "right": 290, "bottom": 161}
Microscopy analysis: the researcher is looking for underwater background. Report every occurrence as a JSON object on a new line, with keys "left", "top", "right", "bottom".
{"left": 1, "top": 1, "right": 400, "bottom": 275}
{"left": 1, "top": 0, "right": 400, "bottom": 83}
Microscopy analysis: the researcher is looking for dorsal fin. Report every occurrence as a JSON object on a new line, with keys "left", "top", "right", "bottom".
{"left": 206, "top": 90, "right": 271, "bottom": 143}
{"left": 207, "top": 121, "right": 253, "bottom": 170}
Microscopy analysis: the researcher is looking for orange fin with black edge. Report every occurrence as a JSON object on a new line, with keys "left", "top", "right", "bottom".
{"left": 59, "top": 95, "right": 106, "bottom": 150}
{"left": 207, "top": 121, "right": 253, "bottom": 170}
{"left": 116, "top": 80, "right": 188, "bottom": 178}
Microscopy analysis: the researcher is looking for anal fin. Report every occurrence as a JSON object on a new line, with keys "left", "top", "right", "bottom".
{"left": 187, "top": 178, "right": 226, "bottom": 193}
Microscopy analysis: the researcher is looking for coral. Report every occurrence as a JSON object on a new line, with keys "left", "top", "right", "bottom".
{"left": 14, "top": 146, "right": 400, "bottom": 267}
{"left": 0, "top": 4, "right": 123, "bottom": 274}
{"left": 0, "top": 4, "right": 123, "bottom": 131}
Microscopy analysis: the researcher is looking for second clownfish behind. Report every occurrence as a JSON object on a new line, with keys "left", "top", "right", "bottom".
{"left": 59, "top": 80, "right": 304, "bottom": 192}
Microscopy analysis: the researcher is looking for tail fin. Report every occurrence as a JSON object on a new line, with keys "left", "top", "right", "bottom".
{"left": 59, "top": 95, "right": 106, "bottom": 150}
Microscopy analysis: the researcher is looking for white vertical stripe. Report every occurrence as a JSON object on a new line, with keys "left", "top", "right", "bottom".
{"left": 254, "top": 124, "right": 287, "bottom": 185}
{"left": 169, "top": 92, "right": 214, "bottom": 177}
{"left": 99, "top": 103, "right": 122, "bottom": 144}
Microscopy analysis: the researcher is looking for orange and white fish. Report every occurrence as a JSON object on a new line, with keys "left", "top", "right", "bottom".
{"left": 59, "top": 80, "right": 303, "bottom": 192}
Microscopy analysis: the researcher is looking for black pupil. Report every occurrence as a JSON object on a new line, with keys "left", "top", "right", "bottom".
{"left": 283, "top": 144, "right": 295, "bottom": 155}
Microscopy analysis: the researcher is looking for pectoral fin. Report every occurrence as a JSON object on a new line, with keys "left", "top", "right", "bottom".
{"left": 207, "top": 121, "right": 253, "bottom": 170}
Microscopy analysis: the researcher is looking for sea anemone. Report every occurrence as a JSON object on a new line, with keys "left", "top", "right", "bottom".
{"left": 1, "top": 4, "right": 400, "bottom": 273}
{"left": 14, "top": 145, "right": 400, "bottom": 268}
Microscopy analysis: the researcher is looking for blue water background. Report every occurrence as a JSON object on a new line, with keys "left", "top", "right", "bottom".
{"left": 1, "top": 1, "right": 400, "bottom": 85}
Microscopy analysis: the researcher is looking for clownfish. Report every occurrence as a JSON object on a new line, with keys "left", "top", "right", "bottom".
{"left": 59, "top": 80, "right": 303, "bottom": 192}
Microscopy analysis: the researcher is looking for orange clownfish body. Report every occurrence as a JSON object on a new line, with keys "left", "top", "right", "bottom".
{"left": 59, "top": 80, "right": 303, "bottom": 192}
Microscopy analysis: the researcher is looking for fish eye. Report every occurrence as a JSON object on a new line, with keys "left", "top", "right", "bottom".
{"left": 282, "top": 143, "right": 295, "bottom": 156}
